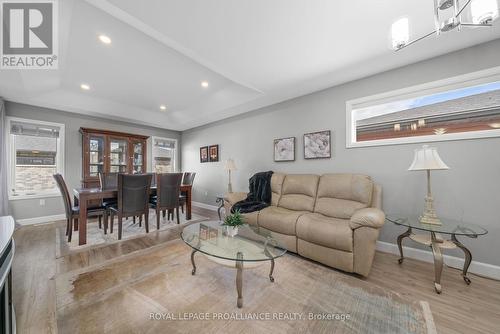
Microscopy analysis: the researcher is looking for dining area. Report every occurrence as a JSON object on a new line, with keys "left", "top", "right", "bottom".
{"left": 54, "top": 171, "right": 196, "bottom": 246}
{"left": 47, "top": 127, "right": 198, "bottom": 246}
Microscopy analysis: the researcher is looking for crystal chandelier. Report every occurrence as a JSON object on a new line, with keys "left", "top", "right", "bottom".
{"left": 391, "top": 0, "right": 499, "bottom": 51}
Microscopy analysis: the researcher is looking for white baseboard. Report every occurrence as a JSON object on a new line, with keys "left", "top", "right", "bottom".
{"left": 192, "top": 201, "right": 219, "bottom": 211}
{"left": 16, "top": 213, "right": 66, "bottom": 226}
{"left": 16, "top": 203, "right": 221, "bottom": 225}
{"left": 376, "top": 241, "right": 500, "bottom": 281}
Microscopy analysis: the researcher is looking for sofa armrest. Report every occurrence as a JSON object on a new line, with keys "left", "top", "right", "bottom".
{"left": 349, "top": 208, "right": 385, "bottom": 230}
{"left": 224, "top": 192, "right": 247, "bottom": 206}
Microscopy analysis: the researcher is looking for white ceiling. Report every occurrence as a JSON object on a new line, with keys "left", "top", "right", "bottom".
{"left": 1, "top": 0, "right": 500, "bottom": 131}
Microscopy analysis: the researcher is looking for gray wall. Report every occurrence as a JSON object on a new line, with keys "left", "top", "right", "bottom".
{"left": 181, "top": 39, "right": 500, "bottom": 266}
{"left": 5, "top": 102, "right": 181, "bottom": 220}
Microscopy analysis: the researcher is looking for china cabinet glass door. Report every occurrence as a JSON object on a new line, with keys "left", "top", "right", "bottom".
{"left": 132, "top": 140, "right": 144, "bottom": 174}
{"left": 109, "top": 137, "right": 128, "bottom": 173}
{"left": 88, "top": 134, "right": 105, "bottom": 177}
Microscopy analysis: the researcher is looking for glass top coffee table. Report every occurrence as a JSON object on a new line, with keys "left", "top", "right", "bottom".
{"left": 386, "top": 215, "right": 488, "bottom": 294}
{"left": 181, "top": 221, "right": 287, "bottom": 308}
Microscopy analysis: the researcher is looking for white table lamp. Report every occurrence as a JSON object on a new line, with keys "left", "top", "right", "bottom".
{"left": 408, "top": 145, "right": 449, "bottom": 225}
{"left": 225, "top": 159, "right": 237, "bottom": 193}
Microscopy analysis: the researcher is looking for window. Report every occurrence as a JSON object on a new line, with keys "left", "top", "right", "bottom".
{"left": 6, "top": 117, "right": 65, "bottom": 199}
{"left": 151, "top": 137, "right": 177, "bottom": 173}
{"left": 346, "top": 67, "right": 500, "bottom": 148}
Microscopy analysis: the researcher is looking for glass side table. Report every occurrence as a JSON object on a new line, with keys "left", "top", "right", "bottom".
{"left": 386, "top": 215, "right": 488, "bottom": 294}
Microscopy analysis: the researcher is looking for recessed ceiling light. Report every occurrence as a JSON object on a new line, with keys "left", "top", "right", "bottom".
{"left": 489, "top": 123, "right": 500, "bottom": 128}
{"left": 160, "top": 105, "right": 167, "bottom": 111}
{"left": 201, "top": 81, "right": 209, "bottom": 88}
{"left": 80, "top": 83, "right": 90, "bottom": 90}
{"left": 98, "top": 34, "right": 112, "bottom": 44}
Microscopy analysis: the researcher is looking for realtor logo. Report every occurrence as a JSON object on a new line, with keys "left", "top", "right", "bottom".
{"left": 1, "top": 0, "right": 58, "bottom": 69}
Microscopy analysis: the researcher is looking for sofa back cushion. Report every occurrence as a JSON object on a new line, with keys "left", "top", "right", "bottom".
{"left": 314, "top": 174, "right": 373, "bottom": 219}
{"left": 278, "top": 174, "right": 319, "bottom": 211}
{"left": 271, "top": 172, "right": 285, "bottom": 206}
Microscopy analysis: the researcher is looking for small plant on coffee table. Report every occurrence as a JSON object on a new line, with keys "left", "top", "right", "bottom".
{"left": 223, "top": 209, "right": 244, "bottom": 227}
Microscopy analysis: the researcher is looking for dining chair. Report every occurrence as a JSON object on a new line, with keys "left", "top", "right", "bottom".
{"left": 99, "top": 172, "right": 118, "bottom": 191}
{"left": 98, "top": 172, "right": 118, "bottom": 233}
{"left": 53, "top": 174, "right": 106, "bottom": 242}
{"left": 150, "top": 173, "right": 183, "bottom": 228}
{"left": 108, "top": 173, "right": 152, "bottom": 240}
{"left": 178, "top": 172, "right": 196, "bottom": 215}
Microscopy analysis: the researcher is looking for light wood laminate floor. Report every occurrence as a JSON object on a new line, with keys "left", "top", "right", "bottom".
{"left": 12, "top": 207, "right": 500, "bottom": 334}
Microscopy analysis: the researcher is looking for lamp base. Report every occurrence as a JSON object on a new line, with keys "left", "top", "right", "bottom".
{"left": 227, "top": 182, "right": 233, "bottom": 193}
{"left": 419, "top": 195, "right": 442, "bottom": 225}
{"left": 419, "top": 214, "right": 442, "bottom": 225}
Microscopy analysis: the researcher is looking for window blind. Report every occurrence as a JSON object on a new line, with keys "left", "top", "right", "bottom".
{"left": 10, "top": 121, "right": 60, "bottom": 138}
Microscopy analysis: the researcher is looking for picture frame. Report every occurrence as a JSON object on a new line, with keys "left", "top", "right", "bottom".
{"left": 304, "top": 130, "right": 331, "bottom": 159}
{"left": 200, "top": 146, "right": 208, "bottom": 163}
{"left": 199, "top": 223, "right": 209, "bottom": 240}
{"left": 209, "top": 144, "right": 219, "bottom": 162}
{"left": 208, "top": 226, "right": 219, "bottom": 244}
{"left": 274, "top": 137, "right": 295, "bottom": 162}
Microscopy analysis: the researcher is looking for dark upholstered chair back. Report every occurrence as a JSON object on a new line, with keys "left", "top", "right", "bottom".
{"left": 53, "top": 174, "right": 73, "bottom": 219}
{"left": 182, "top": 172, "right": 196, "bottom": 186}
{"left": 117, "top": 174, "right": 152, "bottom": 215}
{"left": 99, "top": 172, "right": 118, "bottom": 190}
{"left": 157, "top": 173, "right": 183, "bottom": 208}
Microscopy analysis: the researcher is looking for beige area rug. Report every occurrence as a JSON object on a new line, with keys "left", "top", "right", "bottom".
{"left": 56, "top": 213, "right": 209, "bottom": 256}
{"left": 55, "top": 239, "right": 436, "bottom": 334}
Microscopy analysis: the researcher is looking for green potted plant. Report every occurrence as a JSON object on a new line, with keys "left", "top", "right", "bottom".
{"left": 222, "top": 209, "right": 244, "bottom": 237}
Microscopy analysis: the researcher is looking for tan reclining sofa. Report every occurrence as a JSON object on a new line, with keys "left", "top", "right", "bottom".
{"left": 224, "top": 173, "right": 385, "bottom": 277}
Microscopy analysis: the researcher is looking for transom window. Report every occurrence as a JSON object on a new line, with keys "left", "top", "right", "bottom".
{"left": 7, "top": 117, "right": 65, "bottom": 199}
{"left": 346, "top": 67, "right": 500, "bottom": 148}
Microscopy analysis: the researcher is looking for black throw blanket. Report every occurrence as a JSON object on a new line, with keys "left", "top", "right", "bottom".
{"left": 231, "top": 171, "right": 274, "bottom": 214}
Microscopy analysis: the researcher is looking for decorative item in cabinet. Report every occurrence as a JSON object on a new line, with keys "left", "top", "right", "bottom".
{"left": 131, "top": 139, "right": 145, "bottom": 174}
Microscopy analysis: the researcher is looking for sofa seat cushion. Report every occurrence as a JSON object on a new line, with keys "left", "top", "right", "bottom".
{"left": 257, "top": 206, "right": 307, "bottom": 235}
{"left": 296, "top": 213, "right": 353, "bottom": 252}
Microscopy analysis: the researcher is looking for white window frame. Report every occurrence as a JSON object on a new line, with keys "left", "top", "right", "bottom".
{"left": 346, "top": 66, "right": 500, "bottom": 148}
{"left": 150, "top": 136, "right": 178, "bottom": 173}
{"left": 6, "top": 117, "right": 65, "bottom": 200}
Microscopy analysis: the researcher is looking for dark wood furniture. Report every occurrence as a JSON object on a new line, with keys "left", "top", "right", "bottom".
{"left": 108, "top": 174, "right": 153, "bottom": 240}
{"left": 151, "top": 173, "right": 183, "bottom": 227}
{"left": 54, "top": 174, "right": 105, "bottom": 242}
{"left": 179, "top": 172, "right": 196, "bottom": 214}
{"left": 80, "top": 128, "right": 148, "bottom": 188}
{"left": 73, "top": 184, "right": 193, "bottom": 245}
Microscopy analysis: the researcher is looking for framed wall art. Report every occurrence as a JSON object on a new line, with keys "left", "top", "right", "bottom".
{"left": 304, "top": 130, "right": 331, "bottom": 159}
{"left": 209, "top": 145, "right": 219, "bottom": 162}
{"left": 274, "top": 137, "right": 295, "bottom": 162}
{"left": 200, "top": 146, "right": 209, "bottom": 163}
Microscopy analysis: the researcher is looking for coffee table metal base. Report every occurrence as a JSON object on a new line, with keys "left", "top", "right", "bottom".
{"left": 189, "top": 249, "right": 275, "bottom": 308}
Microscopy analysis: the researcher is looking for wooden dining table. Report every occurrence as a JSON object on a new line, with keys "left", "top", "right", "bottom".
{"left": 73, "top": 185, "right": 192, "bottom": 245}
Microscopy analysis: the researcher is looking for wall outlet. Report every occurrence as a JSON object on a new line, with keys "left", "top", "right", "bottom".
{"left": 39, "top": 199, "right": 46, "bottom": 206}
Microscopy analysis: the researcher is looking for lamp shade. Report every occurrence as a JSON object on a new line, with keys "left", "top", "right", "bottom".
{"left": 408, "top": 145, "right": 449, "bottom": 171}
{"left": 224, "top": 158, "right": 237, "bottom": 171}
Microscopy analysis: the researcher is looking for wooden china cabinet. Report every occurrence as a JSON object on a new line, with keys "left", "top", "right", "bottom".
{"left": 80, "top": 128, "right": 148, "bottom": 187}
